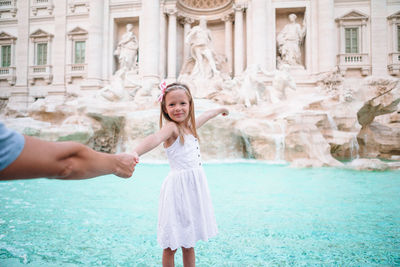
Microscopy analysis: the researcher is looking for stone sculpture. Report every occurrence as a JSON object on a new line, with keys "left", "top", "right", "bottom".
{"left": 270, "top": 64, "right": 297, "bottom": 102}
{"left": 184, "top": 16, "right": 219, "bottom": 79}
{"left": 236, "top": 65, "right": 266, "bottom": 107}
{"left": 99, "top": 23, "right": 141, "bottom": 102}
{"left": 276, "top": 13, "right": 306, "bottom": 68}
{"left": 356, "top": 80, "right": 400, "bottom": 159}
{"left": 114, "top": 23, "right": 139, "bottom": 76}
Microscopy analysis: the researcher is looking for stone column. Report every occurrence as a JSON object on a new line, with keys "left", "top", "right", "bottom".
{"left": 339, "top": 21, "right": 345, "bottom": 54}
{"left": 140, "top": 0, "right": 160, "bottom": 87}
{"left": 159, "top": 8, "right": 167, "bottom": 79}
{"left": 390, "top": 18, "right": 397, "bottom": 52}
{"left": 15, "top": 0, "right": 29, "bottom": 87}
{"left": 317, "top": 0, "right": 335, "bottom": 73}
{"left": 52, "top": 0, "right": 67, "bottom": 86}
{"left": 251, "top": 0, "right": 267, "bottom": 70}
{"left": 222, "top": 14, "right": 233, "bottom": 75}
{"left": 166, "top": 8, "right": 177, "bottom": 80}
{"left": 246, "top": 3, "right": 252, "bottom": 67}
{"left": 181, "top": 17, "right": 194, "bottom": 66}
{"left": 13, "top": 0, "right": 30, "bottom": 108}
{"left": 234, "top": 4, "right": 245, "bottom": 76}
{"left": 101, "top": 0, "right": 110, "bottom": 80}
{"left": 265, "top": 0, "right": 273, "bottom": 71}
{"left": 361, "top": 19, "right": 368, "bottom": 54}
{"left": 83, "top": 0, "right": 104, "bottom": 89}
{"left": 370, "top": 0, "right": 387, "bottom": 76}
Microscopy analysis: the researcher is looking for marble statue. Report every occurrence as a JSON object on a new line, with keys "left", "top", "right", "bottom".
{"left": 185, "top": 16, "right": 219, "bottom": 79}
{"left": 276, "top": 13, "right": 306, "bottom": 68}
{"left": 98, "top": 23, "right": 142, "bottom": 102}
{"left": 236, "top": 65, "right": 266, "bottom": 107}
{"left": 271, "top": 64, "right": 297, "bottom": 102}
{"left": 114, "top": 23, "right": 139, "bottom": 75}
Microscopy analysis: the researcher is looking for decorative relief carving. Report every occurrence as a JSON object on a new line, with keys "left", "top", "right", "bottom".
{"left": 221, "top": 14, "right": 233, "bottom": 22}
{"left": 179, "top": 0, "right": 230, "bottom": 9}
{"left": 233, "top": 3, "right": 246, "bottom": 12}
{"left": 165, "top": 7, "right": 178, "bottom": 16}
{"left": 179, "top": 16, "right": 195, "bottom": 26}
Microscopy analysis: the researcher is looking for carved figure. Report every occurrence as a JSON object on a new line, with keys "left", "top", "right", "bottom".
{"left": 114, "top": 24, "right": 138, "bottom": 74}
{"left": 276, "top": 13, "right": 306, "bottom": 68}
{"left": 185, "top": 16, "right": 219, "bottom": 79}
{"left": 237, "top": 65, "right": 266, "bottom": 107}
{"left": 271, "top": 64, "right": 297, "bottom": 102}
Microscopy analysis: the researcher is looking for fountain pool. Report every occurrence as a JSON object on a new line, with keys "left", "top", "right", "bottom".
{"left": 0, "top": 163, "right": 399, "bottom": 266}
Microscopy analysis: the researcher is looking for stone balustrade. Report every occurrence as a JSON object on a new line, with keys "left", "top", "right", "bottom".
{"left": 337, "top": 53, "right": 371, "bottom": 76}
{"left": 0, "top": 0, "right": 13, "bottom": 8}
{"left": 31, "top": 0, "right": 54, "bottom": 16}
{"left": 66, "top": 63, "right": 87, "bottom": 83}
{"left": 28, "top": 65, "right": 53, "bottom": 85}
{"left": 388, "top": 52, "right": 400, "bottom": 75}
{"left": 0, "top": 0, "right": 16, "bottom": 18}
{"left": 0, "top": 66, "right": 16, "bottom": 85}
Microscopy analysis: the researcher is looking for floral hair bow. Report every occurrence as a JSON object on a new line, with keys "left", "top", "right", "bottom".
{"left": 157, "top": 81, "right": 167, "bottom": 103}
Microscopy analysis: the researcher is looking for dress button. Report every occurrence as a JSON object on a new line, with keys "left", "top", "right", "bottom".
{"left": 199, "top": 163, "right": 201, "bottom": 166}
{"left": 198, "top": 154, "right": 200, "bottom": 157}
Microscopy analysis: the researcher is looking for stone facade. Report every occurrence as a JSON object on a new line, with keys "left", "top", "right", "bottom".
{"left": 1, "top": 0, "right": 400, "bottom": 169}
{"left": 0, "top": 0, "right": 399, "bottom": 108}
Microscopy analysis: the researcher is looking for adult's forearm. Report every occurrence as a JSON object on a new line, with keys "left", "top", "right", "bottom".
{"left": 0, "top": 136, "right": 114, "bottom": 180}
{"left": 59, "top": 146, "right": 117, "bottom": 180}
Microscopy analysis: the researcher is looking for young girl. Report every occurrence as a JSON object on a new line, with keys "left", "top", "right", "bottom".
{"left": 132, "top": 82, "right": 228, "bottom": 266}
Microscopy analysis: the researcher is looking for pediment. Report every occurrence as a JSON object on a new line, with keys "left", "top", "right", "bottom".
{"left": 30, "top": 29, "right": 53, "bottom": 38}
{"left": 388, "top": 11, "right": 400, "bottom": 20}
{"left": 0, "top": 31, "right": 17, "bottom": 41}
{"left": 67, "top": 26, "right": 88, "bottom": 36}
{"left": 336, "top": 10, "right": 369, "bottom": 21}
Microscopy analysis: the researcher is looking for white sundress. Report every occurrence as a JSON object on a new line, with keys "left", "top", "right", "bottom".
{"left": 157, "top": 134, "right": 218, "bottom": 250}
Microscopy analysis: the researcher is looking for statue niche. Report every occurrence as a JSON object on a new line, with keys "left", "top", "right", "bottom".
{"left": 179, "top": 16, "right": 230, "bottom": 98}
{"left": 99, "top": 22, "right": 141, "bottom": 102}
{"left": 276, "top": 11, "right": 306, "bottom": 70}
{"left": 114, "top": 23, "right": 139, "bottom": 77}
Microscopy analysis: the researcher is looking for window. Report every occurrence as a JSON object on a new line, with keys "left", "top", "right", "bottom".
{"left": 74, "top": 41, "right": 85, "bottom": 64}
{"left": 398, "top": 25, "right": 400, "bottom": 52}
{"left": 345, "top": 28, "right": 358, "bottom": 53}
{"left": 1, "top": 45, "right": 11, "bottom": 67}
{"left": 36, "top": 43, "right": 47, "bottom": 65}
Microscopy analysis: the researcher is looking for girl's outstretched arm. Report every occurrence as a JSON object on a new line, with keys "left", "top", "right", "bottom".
{"left": 196, "top": 107, "right": 229, "bottom": 129}
{"left": 132, "top": 122, "right": 178, "bottom": 159}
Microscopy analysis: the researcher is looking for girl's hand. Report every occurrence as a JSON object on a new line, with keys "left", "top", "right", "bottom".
{"left": 132, "top": 151, "right": 140, "bottom": 164}
{"left": 221, "top": 108, "right": 229, "bottom": 116}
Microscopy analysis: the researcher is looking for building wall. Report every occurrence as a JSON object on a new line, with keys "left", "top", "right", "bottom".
{"left": 0, "top": 0, "right": 399, "bottom": 109}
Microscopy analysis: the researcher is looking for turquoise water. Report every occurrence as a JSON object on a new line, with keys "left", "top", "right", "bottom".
{"left": 1, "top": 163, "right": 400, "bottom": 266}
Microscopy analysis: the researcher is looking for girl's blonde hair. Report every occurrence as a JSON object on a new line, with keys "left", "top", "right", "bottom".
{"left": 159, "top": 83, "right": 199, "bottom": 144}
